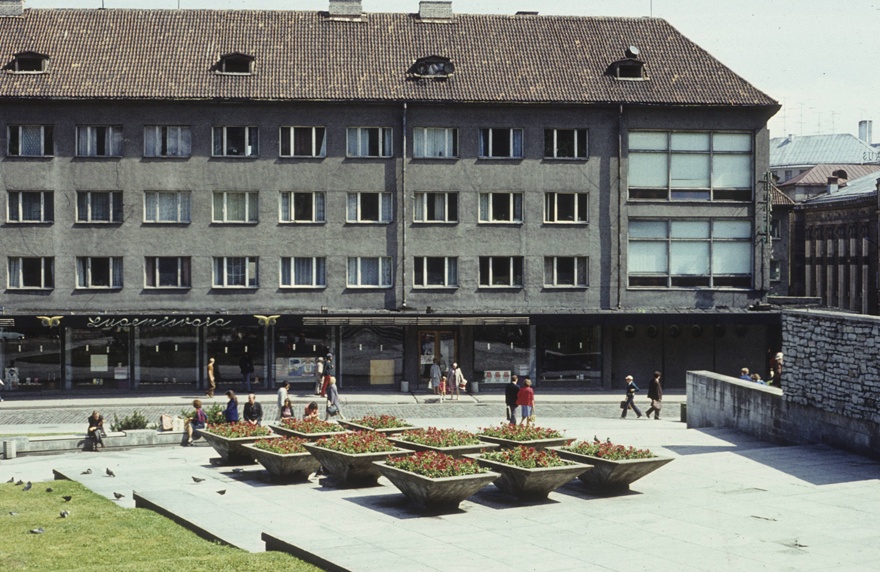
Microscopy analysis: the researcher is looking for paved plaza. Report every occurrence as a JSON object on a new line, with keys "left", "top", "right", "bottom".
{"left": 2, "top": 392, "right": 879, "bottom": 571}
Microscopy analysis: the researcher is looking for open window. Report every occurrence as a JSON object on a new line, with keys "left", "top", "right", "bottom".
{"left": 216, "top": 53, "right": 255, "bottom": 75}
{"left": 6, "top": 52, "right": 49, "bottom": 74}
{"left": 409, "top": 56, "right": 455, "bottom": 80}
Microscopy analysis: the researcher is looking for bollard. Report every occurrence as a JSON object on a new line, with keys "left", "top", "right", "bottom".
{"left": 400, "top": 380, "right": 410, "bottom": 393}
{"left": 3, "top": 439, "right": 16, "bottom": 460}
{"left": 680, "top": 403, "right": 687, "bottom": 423}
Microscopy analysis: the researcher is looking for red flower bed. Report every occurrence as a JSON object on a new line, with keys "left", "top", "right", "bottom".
{"left": 478, "top": 423, "right": 563, "bottom": 441}
{"left": 314, "top": 430, "right": 397, "bottom": 454}
{"left": 281, "top": 417, "right": 345, "bottom": 433}
{"left": 253, "top": 436, "right": 308, "bottom": 454}
{"left": 386, "top": 450, "right": 486, "bottom": 478}
{"left": 351, "top": 414, "right": 412, "bottom": 430}
{"left": 397, "top": 427, "right": 481, "bottom": 447}
{"left": 564, "top": 438, "right": 655, "bottom": 460}
{"left": 203, "top": 423, "right": 272, "bottom": 439}
{"left": 480, "top": 445, "right": 570, "bottom": 468}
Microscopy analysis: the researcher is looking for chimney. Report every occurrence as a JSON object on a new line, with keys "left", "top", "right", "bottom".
{"left": 0, "top": 0, "right": 24, "bottom": 17}
{"left": 419, "top": 1, "right": 452, "bottom": 20}
{"left": 827, "top": 176, "right": 839, "bottom": 195}
{"left": 859, "top": 120, "right": 873, "bottom": 145}
{"left": 328, "top": 0, "right": 362, "bottom": 17}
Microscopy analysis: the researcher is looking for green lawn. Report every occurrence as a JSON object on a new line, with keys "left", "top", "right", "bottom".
{"left": 0, "top": 480, "right": 323, "bottom": 571}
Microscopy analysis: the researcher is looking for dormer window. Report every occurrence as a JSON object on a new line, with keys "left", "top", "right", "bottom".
{"left": 7, "top": 52, "right": 49, "bottom": 74}
{"left": 409, "top": 56, "right": 455, "bottom": 79}
{"left": 217, "top": 53, "right": 255, "bottom": 75}
{"left": 607, "top": 46, "right": 648, "bottom": 81}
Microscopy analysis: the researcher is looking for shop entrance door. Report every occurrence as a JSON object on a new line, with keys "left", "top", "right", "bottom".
{"left": 418, "top": 331, "right": 457, "bottom": 380}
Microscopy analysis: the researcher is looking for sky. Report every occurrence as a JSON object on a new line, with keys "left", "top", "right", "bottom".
{"left": 25, "top": 0, "right": 880, "bottom": 142}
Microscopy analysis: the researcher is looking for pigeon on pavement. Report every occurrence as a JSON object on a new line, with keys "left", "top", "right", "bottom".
{"left": 106, "top": 468, "right": 116, "bottom": 477}
{"left": 62, "top": 496, "right": 72, "bottom": 502}
{"left": 81, "top": 469, "right": 92, "bottom": 475}
{"left": 192, "top": 476, "right": 205, "bottom": 483}
{"left": 113, "top": 492, "right": 125, "bottom": 500}
{"left": 22, "top": 482, "right": 32, "bottom": 491}
{"left": 216, "top": 489, "right": 226, "bottom": 495}
{"left": 232, "top": 468, "right": 244, "bottom": 473}
{"left": 29, "top": 527, "right": 44, "bottom": 534}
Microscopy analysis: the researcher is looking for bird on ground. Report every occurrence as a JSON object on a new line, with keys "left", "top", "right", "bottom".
{"left": 22, "top": 482, "right": 32, "bottom": 491}
{"left": 106, "top": 468, "right": 115, "bottom": 477}
{"left": 29, "top": 527, "right": 44, "bottom": 534}
{"left": 9, "top": 511, "right": 18, "bottom": 516}
{"left": 45, "top": 487, "right": 53, "bottom": 493}
{"left": 81, "top": 469, "right": 92, "bottom": 475}
{"left": 15, "top": 480, "right": 23, "bottom": 486}
{"left": 216, "top": 489, "right": 226, "bottom": 495}
{"left": 191, "top": 476, "right": 205, "bottom": 483}
{"left": 60, "top": 510, "right": 70, "bottom": 518}
{"left": 62, "top": 496, "right": 72, "bottom": 502}
{"left": 113, "top": 492, "right": 125, "bottom": 500}
{"left": 232, "top": 468, "right": 244, "bottom": 473}
{"left": 6, "top": 477, "right": 14, "bottom": 483}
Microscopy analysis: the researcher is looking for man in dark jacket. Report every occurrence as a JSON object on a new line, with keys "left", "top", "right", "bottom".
{"left": 243, "top": 393, "right": 263, "bottom": 426}
{"left": 239, "top": 353, "right": 254, "bottom": 392}
{"left": 505, "top": 374, "right": 520, "bottom": 425}
{"left": 645, "top": 371, "right": 663, "bottom": 420}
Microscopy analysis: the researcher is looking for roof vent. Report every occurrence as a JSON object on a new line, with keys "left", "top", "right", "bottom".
{"left": 0, "top": 0, "right": 23, "bottom": 17}
{"left": 328, "top": 0, "right": 362, "bottom": 18}
{"left": 827, "top": 176, "right": 839, "bottom": 194}
{"left": 625, "top": 45, "right": 641, "bottom": 59}
{"left": 419, "top": 1, "right": 452, "bottom": 21}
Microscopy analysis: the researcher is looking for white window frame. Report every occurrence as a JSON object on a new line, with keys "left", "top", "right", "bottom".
{"left": 7, "top": 191, "right": 53, "bottom": 223}
{"left": 280, "top": 192, "right": 325, "bottom": 223}
{"left": 280, "top": 257, "right": 327, "bottom": 288}
{"left": 279, "top": 126, "right": 327, "bottom": 158}
{"left": 8, "top": 257, "right": 54, "bottom": 289}
{"left": 544, "top": 128, "right": 588, "bottom": 159}
{"left": 144, "top": 125, "right": 192, "bottom": 158}
{"left": 213, "top": 256, "right": 259, "bottom": 288}
{"left": 478, "top": 256, "right": 524, "bottom": 288}
{"left": 212, "top": 192, "right": 258, "bottom": 223}
{"left": 144, "top": 256, "right": 191, "bottom": 289}
{"left": 479, "top": 192, "right": 523, "bottom": 223}
{"left": 212, "top": 126, "right": 258, "bottom": 157}
{"left": 346, "top": 192, "right": 393, "bottom": 223}
{"left": 544, "top": 192, "right": 588, "bottom": 223}
{"left": 413, "top": 127, "right": 459, "bottom": 158}
{"left": 346, "top": 127, "right": 393, "bottom": 158}
{"left": 413, "top": 192, "right": 458, "bottom": 223}
{"left": 7, "top": 125, "right": 53, "bottom": 157}
{"left": 347, "top": 257, "right": 393, "bottom": 288}
{"left": 144, "top": 191, "right": 191, "bottom": 223}
{"left": 76, "top": 191, "right": 123, "bottom": 223}
{"left": 479, "top": 128, "right": 523, "bottom": 159}
{"left": 413, "top": 256, "right": 458, "bottom": 288}
{"left": 543, "top": 256, "right": 589, "bottom": 287}
{"left": 76, "top": 125, "right": 123, "bottom": 157}
{"left": 11, "top": 54, "right": 48, "bottom": 73}
{"left": 76, "top": 256, "right": 123, "bottom": 289}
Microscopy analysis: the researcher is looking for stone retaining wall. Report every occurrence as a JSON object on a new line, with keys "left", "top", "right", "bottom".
{"left": 1, "top": 429, "right": 193, "bottom": 459}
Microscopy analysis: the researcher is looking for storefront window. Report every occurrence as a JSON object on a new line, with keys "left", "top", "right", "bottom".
{"left": 537, "top": 325, "right": 601, "bottom": 385}
{"left": 1, "top": 330, "right": 62, "bottom": 390}
{"left": 135, "top": 326, "right": 198, "bottom": 388}
{"left": 68, "top": 327, "right": 130, "bottom": 389}
{"left": 206, "top": 326, "right": 263, "bottom": 390}
{"left": 473, "top": 326, "right": 530, "bottom": 386}
{"left": 341, "top": 326, "right": 403, "bottom": 387}
{"left": 274, "top": 327, "right": 333, "bottom": 387}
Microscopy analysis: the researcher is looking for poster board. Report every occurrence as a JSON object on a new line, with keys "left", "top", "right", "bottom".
{"left": 483, "top": 370, "right": 511, "bottom": 384}
{"left": 275, "top": 357, "right": 318, "bottom": 383}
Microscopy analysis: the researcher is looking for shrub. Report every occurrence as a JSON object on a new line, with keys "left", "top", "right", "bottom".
{"left": 110, "top": 410, "right": 149, "bottom": 432}
{"left": 478, "top": 424, "right": 563, "bottom": 441}
{"left": 564, "top": 438, "right": 655, "bottom": 460}
{"left": 397, "top": 427, "right": 481, "bottom": 447}
{"left": 313, "top": 430, "right": 397, "bottom": 454}
{"left": 180, "top": 403, "right": 225, "bottom": 425}
{"left": 351, "top": 414, "right": 412, "bottom": 430}
{"left": 386, "top": 450, "right": 486, "bottom": 478}
{"left": 480, "top": 446, "right": 570, "bottom": 469}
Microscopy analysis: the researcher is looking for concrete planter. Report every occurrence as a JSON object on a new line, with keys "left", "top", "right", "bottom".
{"left": 550, "top": 447, "right": 673, "bottom": 492}
{"left": 468, "top": 454, "right": 590, "bottom": 499}
{"left": 387, "top": 437, "right": 500, "bottom": 458}
{"left": 302, "top": 442, "right": 409, "bottom": 487}
{"left": 477, "top": 435, "right": 574, "bottom": 451}
{"left": 199, "top": 431, "right": 276, "bottom": 465}
{"left": 268, "top": 424, "right": 349, "bottom": 441}
{"left": 338, "top": 420, "right": 415, "bottom": 436}
{"left": 243, "top": 444, "right": 321, "bottom": 482}
{"left": 374, "top": 461, "right": 500, "bottom": 510}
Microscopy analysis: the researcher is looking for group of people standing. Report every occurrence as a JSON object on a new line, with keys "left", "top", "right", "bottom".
{"left": 621, "top": 371, "right": 663, "bottom": 420}
{"left": 503, "top": 375, "right": 536, "bottom": 426}
{"left": 428, "top": 359, "right": 467, "bottom": 401}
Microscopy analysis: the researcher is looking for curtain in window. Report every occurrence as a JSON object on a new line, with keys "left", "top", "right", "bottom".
{"left": 381, "top": 194, "right": 393, "bottom": 222}
{"left": 431, "top": 193, "right": 446, "bottom": 220}
{"left": 8, "top": 258, "right": 21, "bottom": 288}
{"left": 226, "top": 193, "right": 246, "bottom": 221}
{"left": 213, "top": 258, "right": 224, "bottom": 286}
{"left": 77, "top": 192, "right": 88, "bottom": 221}
{"left": 77, "top": 127, "right": 92, "bottom": 155}
{"left": 347, "top": 194, "right": 358, "bottom": 221}
{"left": 145, "top": 257, "right": 156, "bottom": 287}
{"left": 347, "top": 257, "right": 358, "bottom": 285}
{"left": 281, "top": 193, "right": 291, "bottom": 222}
{"left": 145, "top": 126, "right": 159, "bottom": 156}
{"left": 479, "top": 194, "right": 489, "bottom": 221}
{"left": 157, "top": 193, "right": 178, "bottom": 221}
{"left": 361, "top": 258, "right": 379, "bottom": 285}
{"left": 111, "top": 258, "right": 123, "bottom": 288}
{"left": 314, "top": 194, "right": 325, "bottom": 221}
{"left": 294, "top": 257, "right": 313, "bottom": 286}
{"left": 76, "top": 257, "right": 87, "bottom": 287}
{"left": 381, "top": 257, "right": 392, "bottom": 286}
{"left": 145, "top": 192, "right": 158, "bottom": 221}
{"left": 576, "top": 257, "right": 588, "bottom": 286}
{"left": 281, "top": 258, "right": 292, "bottom": 285}
{"left": 512, "top": 130, "right": 523, "bottom": 157}
{"left": 447, "top": 258, "right": 457, "bottom": 286}
{"left": 179, "top": 193, "right": 191, "bottom": 222}
{"left": 20, "top": 126, "right": 42, "bottom": 155}
{"left": 180, "top": 257, "right": 191, "bottom": 287}
{"left": 227, "top": 258, "right": 245, "bottom": 286}
{"left": 513, "top": 194, "right": 523, "bottom": 221}
{"left": 315, "top": 257, "right": 326, "bottom": 286}
{"left": 22, "top": 192, "right": 42, "bottom": 221}
{"left": 92, "top": 193, "right": 110, "bottom": 221}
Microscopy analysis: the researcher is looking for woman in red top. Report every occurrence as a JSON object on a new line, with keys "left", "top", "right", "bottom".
{"left": 516, "top": 378, "right": 535, "bottom": 427}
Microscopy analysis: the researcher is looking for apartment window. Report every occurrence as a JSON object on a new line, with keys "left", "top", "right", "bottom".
{"left": 76, "top": 125, "right": 123, "bottom": 157}
{"left": 7, "top": 125, "right": 53, "bottom": 156}
{"left": 413, "top": 127, "right": 458, "bottom": 158}
{"left": 280, "top": 127, "right": 326, "bottom": 157}
{"left": 479, "top": 128, "right": 523, "bottom": 159}
{"left": 144, "top": 126, "right": 192, "bottom": 158}
{"left": 479, "top": 192, "right": 523, "bottom": 223}
{"left": 144, "top": 191, "right": 191, "bottom": 223}
{"left": 413, "top": 257, "right": 458, "bottom": 288}
{"left": 8, "top": 257, "right": 54, "bottom": 289}
{"left": 628, "top": 131, "right": 752, "bottom": 201}
{"left": 76, "top": 191, "right": 123, "bottom": 223}
{"left": 213, "top": 192, "right": 258, "bottom": 223}
{"left": 7, "top": 191, "right": 53, "bottom": 223}
{"left": 280, "top": 192, "right": 325, "bottom": 223}
{"left": 213, "top": 257, "right": 258, "bottom": 288}
{"left": 628, "top": 219, "right": 752, "bottom": 288}
{"left": 413, "top": 192, "right": 458, "bottom": 223}
{"left": 479, "top": 257, "right": 524, "bottom": 287}
{"left": 280, "top": 257, "right": 326, "bottom": 287}
{"left": 145, "top": 257, "right": 191, "bottom": 288}
{"left": 76, "top": 257, "right": 123, "bottom": 289}
{"left": 347, "top": 257, "right": 392, "bottom": 287}
{"left": 544, "top": 129, "right": 588, "bottom": 159}
{"left": 544, "top": 256, "right": 588, "bottom": 287}
{"left": 212, "top": 126, "right": 258, "bottom": 157}
{"left": 347, "top": 127, "right": 393, "bottom": 158}
{"left": 347, "top": 192, "right": 392, "bottom": 223}
{"left": 544, "top": 192, "right": 587, "bottom": 223}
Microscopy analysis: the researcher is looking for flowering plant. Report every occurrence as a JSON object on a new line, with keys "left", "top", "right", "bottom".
{"left": 351, "top": 415, "right": 412, "bottom": 430}
{"left": 480, "top": 446, "right": 571, "bottom": 469}
{"left": 253, "top": 436, "right": 308, "bottom": 454}
{"left": 386, "top": 450, "right": 486, "bottom": 478}
{"left": 564, "top": 438, "right": 655, "bottom": 460}
{"left": 478, "top": 424, "right": 563, "bottom": 441}
{"left": 314, "top": 430, "right": 397, "bottom": 454}
{"left": 281, "top": 417, "right": 346, "bottom": 433}
{"left": 397, "top": 427, "right": 481, "bottom": 447}
{"left": 203, "top": 422, "right": 272, "bottom": 439}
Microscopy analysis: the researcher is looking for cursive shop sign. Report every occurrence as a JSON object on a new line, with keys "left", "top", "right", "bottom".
{"left": 86, "top": 316, "right": 233, "bottom": 329}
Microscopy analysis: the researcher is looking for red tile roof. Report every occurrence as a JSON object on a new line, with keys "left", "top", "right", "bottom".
{"left": 0, "top": 9, "right": 779, "bottom": 106}
{"left": 778, "top": 164, "right": 880, "bottom": 188}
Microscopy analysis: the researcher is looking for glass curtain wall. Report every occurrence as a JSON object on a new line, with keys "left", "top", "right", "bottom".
{"left": 67, "top": 327, "right": 130, "bottom": 390}
{"left": 274, "top": 327, "right": 333, "bottom": 387}
{"left": 206, "top": 326, "right": 263, "bottom": 391}
{"left": 472, "top": 325, "right": 530, "bottom": 386}
{"left": 340, "top": 326, "right": 404, "bottom": 387}
{"left": 135, "top": 326, "right": 199, "bottom": 390}
{"left": 0, "top": 329, "right": 62, "bottom": 391}
{"left": 537, "top": 325, "right": 602, "bottom": 386}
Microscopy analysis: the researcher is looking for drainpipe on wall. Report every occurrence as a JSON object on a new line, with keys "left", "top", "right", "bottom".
{"left": 400, "top": 102, "right": 408, "bottom": 310}
{"left": 617, "top": 104, "right": 624, "bottom": 309}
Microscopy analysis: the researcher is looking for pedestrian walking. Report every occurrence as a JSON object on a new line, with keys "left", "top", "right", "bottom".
{"left": 239, "top": 353, "right": 254, "bottom": 392}
{"left": 621, "top": 375, "right": 643, "bottom": 419}
{"left": 325, "top": 377, "right": 344, "bottom": 420}
{"left": 448, "top": 362, "right": 466, "bottom": 400}
{"left": 205, "top": 357, "right": 216, "bottom": 398}
{"left": 644, "top": 371, "right": 663, "bottom": 420}
{"left": 314, "top": 356, "right": 325, "bottom": 395}
{"left": 276, "top": 381, "right": 290, "bottom": 421}
{"left": 505, "top": 374, "right": 520, "bottom": 425}
{"left": 429, "top": 359, "right": 442, "bottom": 394}
{"left": 438, "top": 375, "right": 448, "bottom": 402}
{"left": 516, "top": 378, "right": 535, "bottom": 426}
{"left": 320, "top": 354, "right": 334, "bottom": 397}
